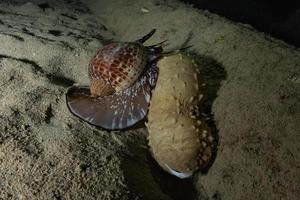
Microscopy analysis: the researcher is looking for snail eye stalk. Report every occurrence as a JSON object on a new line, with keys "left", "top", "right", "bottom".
{"left": 135, "top": 29, "right": 157, "bottom": 44}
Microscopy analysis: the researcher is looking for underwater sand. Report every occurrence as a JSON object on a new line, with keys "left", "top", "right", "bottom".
{"left": 0, "top": 0, "right": 299, "bottom": 199}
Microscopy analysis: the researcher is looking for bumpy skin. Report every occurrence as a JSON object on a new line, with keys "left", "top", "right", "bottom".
{"left": 89, "top": 42, "right": 147, "bottom": 96}
{"left": 148, "top": 54, "right": 215, "bottom": 178}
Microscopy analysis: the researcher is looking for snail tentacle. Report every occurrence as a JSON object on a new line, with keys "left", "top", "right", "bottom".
{"left": 135, "top": 29, "right": 156, "bottom": 44}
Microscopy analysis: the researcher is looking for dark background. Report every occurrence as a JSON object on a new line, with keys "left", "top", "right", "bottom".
{"left": 180, "top": 0, "right": 300, "bottom": 47}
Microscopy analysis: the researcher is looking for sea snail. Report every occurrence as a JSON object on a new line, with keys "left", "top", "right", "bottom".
{"left": 66, "top": 29, "right": 164, "bottom": 130}
{"left": 147, "top": 54, "right": 215, "bottom": 178}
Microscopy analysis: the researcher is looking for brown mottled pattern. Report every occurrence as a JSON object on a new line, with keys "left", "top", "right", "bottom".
{"left": 88, "top": 42, "right": 147, "bottom": 92}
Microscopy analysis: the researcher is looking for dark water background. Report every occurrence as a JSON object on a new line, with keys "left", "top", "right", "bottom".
{"left": 181, "top": 0, "right": 300, "bottom": 47}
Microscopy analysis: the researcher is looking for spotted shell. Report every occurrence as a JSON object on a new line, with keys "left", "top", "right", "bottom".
{"left": 88, "top": 42, "right": 148, "bottom": 96}
{"left": 147, "top": 53, "right": 216, "bottom": 178}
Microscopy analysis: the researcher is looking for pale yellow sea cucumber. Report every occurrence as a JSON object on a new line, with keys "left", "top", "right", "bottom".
{"left": 147, "top": 53, "right": 215, "bottom": 178}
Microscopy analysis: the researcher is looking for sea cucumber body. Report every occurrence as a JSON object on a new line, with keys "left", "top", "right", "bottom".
{"left": 148, "top": 54, "right": 214, "bottom": 177}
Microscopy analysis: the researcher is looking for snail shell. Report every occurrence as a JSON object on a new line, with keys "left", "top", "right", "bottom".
{"left": 66, "top": 29, "right": 162, "bottom": 130}
{"left": 147, "top": 53, "right": 215, "bottom": 178}
{"left": 88, "top": 42, "right": 147, "bottom": 97}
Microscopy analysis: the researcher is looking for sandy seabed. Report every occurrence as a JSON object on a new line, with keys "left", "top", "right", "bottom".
{"left": 0, "top": 0, "right": 299, "bottom": 200}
